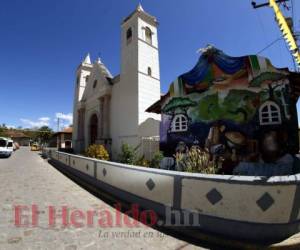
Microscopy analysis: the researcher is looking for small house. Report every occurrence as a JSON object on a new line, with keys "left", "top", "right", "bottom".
{"left": 50, "top": 127, "right": 73, "bottom": 149}
{"left": 4, "top": 130, "right": 30, "bottom": 146}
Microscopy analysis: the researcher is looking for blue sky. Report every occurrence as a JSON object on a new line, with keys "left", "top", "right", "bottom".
{"left": 0, "top": 0, "right": 299, "bottom": 130}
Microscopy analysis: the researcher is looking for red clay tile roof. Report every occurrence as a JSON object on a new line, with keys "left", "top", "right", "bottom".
{"left": 53, "top": 127, "right": 73, "bottom": 136}
{"left": 62, "top": 127, "right": 73, "bottom": 133}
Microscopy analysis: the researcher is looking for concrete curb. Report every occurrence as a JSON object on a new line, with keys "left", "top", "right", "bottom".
{"left": 176, "top": 229, "right": 300, "bottom": 250}
{"left": 269, "top": 233, "right": 300, "bottom": 250}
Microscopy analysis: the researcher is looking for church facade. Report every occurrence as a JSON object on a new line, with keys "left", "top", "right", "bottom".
{"left": 72, "top": 4, "right": 161, "bottom": 159}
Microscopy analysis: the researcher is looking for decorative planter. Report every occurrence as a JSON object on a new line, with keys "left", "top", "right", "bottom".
{"left": 44, "top": 148, "right": 300, "bottom": 243}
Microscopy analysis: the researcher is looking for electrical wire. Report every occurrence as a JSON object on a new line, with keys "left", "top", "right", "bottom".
{"left": 291, "top": 0, "right": 295, "bottom": 30}
{"left": 254, "top": 8, "right": 269, "bottom": 50}
{"left": 256, "top": 36, "right": 283, "bottom": 54}
{"left": 288, "top": 0, "right": 299, "bottom": 71}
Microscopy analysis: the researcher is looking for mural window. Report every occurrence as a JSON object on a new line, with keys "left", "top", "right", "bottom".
{"left": 171, "top": 114, "right": 188, "bottom": 132}
{"left": 147, "top": 67, "right": 152, "bottom": 76}
{"left": 259, "top": 101, "right": 281, "bottom": 125}
{"left": 145, "top": 27, "right": 152, "bottom": 45}
{"left": 93, "top": 80, "right": 98, "bottom": 89}
{"left": 126, "top": 28, "right": 132, "bottom": 43}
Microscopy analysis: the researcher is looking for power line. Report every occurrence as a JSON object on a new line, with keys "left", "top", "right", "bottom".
{"left": 256, "top": 36, "right": 283, "bottom": 54}
{"left": 291, "top": 0, "right": 295, "bottom": 28}
{"left": 57, "top": 118, "right": 60, "bottom": 132}
{"left": 254, "top": 10, "right": 269, "bottom": 49}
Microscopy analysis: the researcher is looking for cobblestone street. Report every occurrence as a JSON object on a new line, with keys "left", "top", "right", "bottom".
{"left": 0, "top": 148, "right": 203, "bottom": 250}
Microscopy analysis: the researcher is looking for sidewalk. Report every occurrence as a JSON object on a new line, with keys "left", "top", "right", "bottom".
{"left": 0, "top": 147, "right": 203, "bottom": 250}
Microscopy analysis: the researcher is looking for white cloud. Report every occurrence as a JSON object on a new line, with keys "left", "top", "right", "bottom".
{"left": 6, "top": 125, "right": 16, "bottom": 129}
{"left": 55, "top": 113, "right": 73, "bottom": 127}
{"left": 39, "top": 117, "right": 50, "bottom": 122}
{"left": 20, "top": 117, "right": 50, "bottom": 128}
{"left": 19, "top": 113, "right": 73, "bottom": 130}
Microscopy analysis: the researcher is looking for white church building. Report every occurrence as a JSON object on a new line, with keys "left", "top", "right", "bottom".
{"left": 72, "top": 4, "right": 161, "bottom": 159}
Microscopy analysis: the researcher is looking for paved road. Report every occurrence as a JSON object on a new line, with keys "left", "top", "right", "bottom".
{"left": 0, "top": 147, "right": 204, "bottom": 250}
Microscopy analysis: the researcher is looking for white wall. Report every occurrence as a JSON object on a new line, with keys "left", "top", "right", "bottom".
{"left": 138, "top": 118, "right": 160, "bottom": 137}
{"left": 48, "top": 150, "right": 300, "bottom": 227}
{"left": 137, "top": 18, "right": 158, "bottom": 48}
{"left": 137, "top": 18, "right": 161, "bottom": 125}
{"left": 138, "top": 74, "right": 161, "bottom": 124}
{"left": 78, "top": 70, "right": 91, "bottom": 101}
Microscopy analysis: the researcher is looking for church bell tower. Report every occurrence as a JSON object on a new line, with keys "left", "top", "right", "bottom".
{"left": 72, "top": 54, "right": 92, "bottom": 152}
{"left": 119, "top": 4, "right": 161, "bottom": 128}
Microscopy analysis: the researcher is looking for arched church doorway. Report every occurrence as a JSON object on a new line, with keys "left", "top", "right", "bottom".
{"left": 90, "top": 114, "right": 98, "bottom": 145}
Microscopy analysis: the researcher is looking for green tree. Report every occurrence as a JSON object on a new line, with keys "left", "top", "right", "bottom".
{"left": 0, "top": 126, "right": 4, "bottom": 137}
{"left": 118, "top": 143, "right": 137, "bottom": 165}
{"left": 150, "top": 151, "right": 164, "bottom": 168}
{"left": 36, "top": 126, "right": 53, "bottom": 144}
{"left": 0, "top": 124, "right": 8, "bottom": 137}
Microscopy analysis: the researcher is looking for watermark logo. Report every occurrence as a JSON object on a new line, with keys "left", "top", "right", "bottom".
{"left": 14, "top": 203, "right": 201, "bottom": 228}
{"left": 14, "top": 203, "right": 157, "bottom": 228}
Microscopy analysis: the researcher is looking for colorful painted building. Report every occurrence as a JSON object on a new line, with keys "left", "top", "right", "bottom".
{"left": 147, "top": 46, "right": 300, "bottom": 174}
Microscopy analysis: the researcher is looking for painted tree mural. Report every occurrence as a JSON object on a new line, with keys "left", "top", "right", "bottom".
{"left": 148, "top": 46, "right": 299, "bottom": 175}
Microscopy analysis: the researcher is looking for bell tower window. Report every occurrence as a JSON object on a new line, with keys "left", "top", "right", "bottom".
{"left": 145, "top": 27, "right": 152, "bottom": 45}
{"left": 93, "top": 80, "right": 98, "bottom": 89}
{"left": 126, "top": 28, "right": 132, "bottom": 44}
{"left": 147, "top": 67, "right": 152, "bottom": 76}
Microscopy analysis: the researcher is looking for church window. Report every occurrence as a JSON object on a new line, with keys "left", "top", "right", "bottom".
{"left": 86, "top": 75, "right": 89, "bottom": 83}
{"left": 145, "top": 27, "right": 152, "bottom": 45}
{"left": 76, "top": 76, "right": 80, "bottom": 85}
{"left": 93, "top": 80, "right": 98, "bottom": 89}
{"left": 171, "top": 114, "right": 188, "bottom": 132}
{"left": 259, "top": 101, "right": 282, "bottom": 125}
{"left": 89, "top": 114, "right": 98, "bottom": 145}
{"left": 147, "top": 67, "right": 152, "bottom": 76}
{"left": 126, "top": 28, "right": 132, "bottom": 43}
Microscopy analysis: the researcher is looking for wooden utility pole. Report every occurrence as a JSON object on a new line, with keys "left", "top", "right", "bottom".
{"left": 57, "top": 118, "right": 60, "bottom": 132}
{"left": 252, "top": 0, "right": 300, "bottom": 70}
